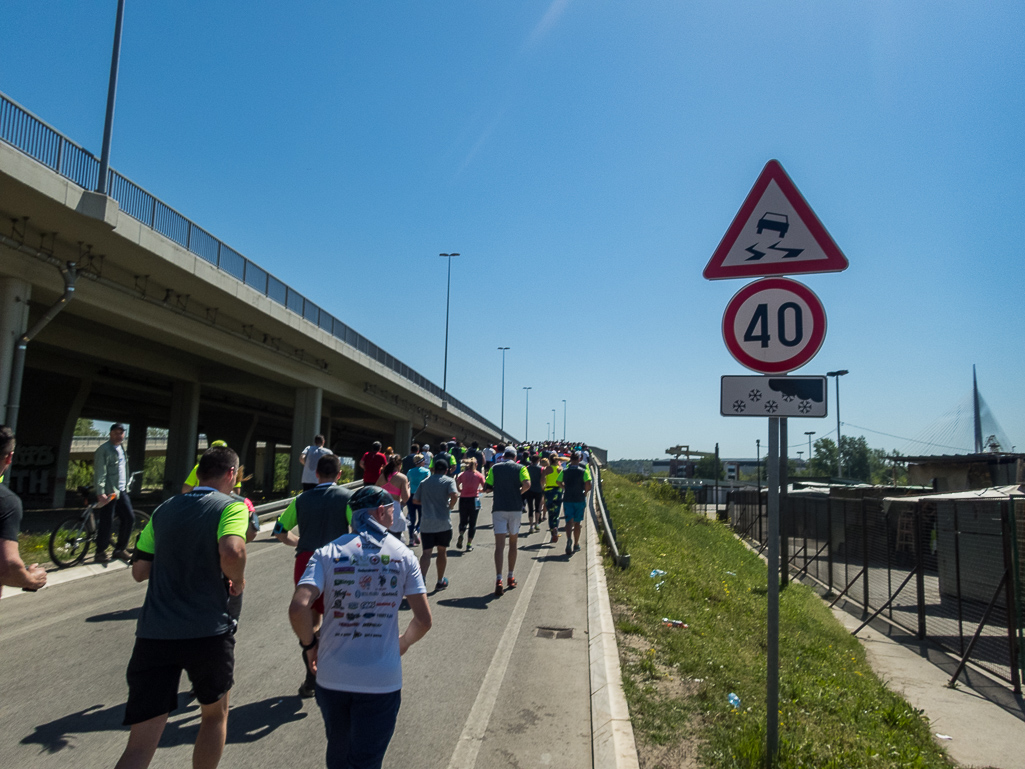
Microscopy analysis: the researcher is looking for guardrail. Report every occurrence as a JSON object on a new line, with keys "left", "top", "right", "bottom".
{"left": 590, "top": 462, "right": 629, "bottom": 569}
{"left": 0, "top": 91, "right": 504, "bottom": 437}
{"left": 253, "top": 480, "right": 364, "bottom": 524}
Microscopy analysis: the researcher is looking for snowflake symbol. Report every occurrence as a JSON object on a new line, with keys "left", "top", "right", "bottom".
{"left": 732, "top": 400, "right": 746, "bottom": 413}
{"left": 764, "top": 400, "right": 779, "bottom": 413}
{"left": 781, "top": 393, "right": 795, "bottom": 402}
{"left": 798, "top": 401, "right": 812, "bottom": 414}
{"left": 748, "top": 389, "right": 762, "bottom": 402}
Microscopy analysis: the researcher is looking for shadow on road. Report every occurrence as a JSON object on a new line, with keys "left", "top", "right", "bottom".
{"left": 436, "top": 593, "right": 500, "bottom": 610}
{"left": 19, "top": 696, "right": 308, "bottom": 754}
{"left": 85, "top": 607, "right": 141, "bottom": 623}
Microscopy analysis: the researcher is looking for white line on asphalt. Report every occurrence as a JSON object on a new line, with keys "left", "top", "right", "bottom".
{"left": 446, "top": 540, "right": 546, "bottom": 769}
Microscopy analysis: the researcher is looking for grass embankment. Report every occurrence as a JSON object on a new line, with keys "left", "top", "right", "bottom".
{"left": 602, "top": 471, "right": 954, "bottom": 769}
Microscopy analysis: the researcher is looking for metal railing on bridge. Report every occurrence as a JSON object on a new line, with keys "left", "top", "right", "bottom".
{"left": 0, "top": 91, "right": 502, "bottom": 436}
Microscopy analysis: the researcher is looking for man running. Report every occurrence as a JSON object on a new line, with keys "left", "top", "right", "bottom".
{"left": 114, "top": 446, "right": 248, "bottom": 769}
{"left": 274, "top": 454, "right": 353, "bottom": 697}
{"left": 559, "top": 451, "right": 592, "bottom": 556}
{"left": 289, "top": 486, "right": 431, "bottom": 769}
{"left": 524, "top": 454, "right": 545, "bottom": 534}
{"left": 405, "top": 454, "right": 429, "bottom": 545}
{"left": 485, "top": 446, "right": 530, "bottom": 596}
{"left": 300, "top": 435, "right": 334, "bottom": 491}
{"left": 359, "top": 441, "right": 388, "bottom": 486}
{"left": 543, "top": 454, "right": 564, "bottom": 544}
{"left": 411, "top": 458, "right": 457, "bottom": 590}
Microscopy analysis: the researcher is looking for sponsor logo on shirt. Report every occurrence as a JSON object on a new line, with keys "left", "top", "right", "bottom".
{"left": 333, "top": 611, "right": 345, "bottom": 618}
{"left": 377, "top": 601, "right": 397, "bottom": 608}
{"left": 359, "top": 575, "right": 372, "bottom": 589}
{"left": 334, "top": 566, "right": 355, "bottom": 574}
{"left": 332, "top": 556, "right": 350, "bottom": 563}
{"left": 346, "top": 612, "right": 360, "bottom": 620}
{"left": 370, "top": 555, "right": 380, "bottom": 565}
{"left": 363, "top": 622, "right": 383, "bottom": 627}
{"left": 335, "top": 578, "right": 355, "bottom": 585}
{"left": 360, "top": 601, "right": 376, "bottom": 609}
{"left": 381, "top": 590, "right": 399, "bottom": 597}
{"left": 378, "top": 575, "right": 387, "bottom": 588}
{"left": 338, "top": 621, "right": 358, "bottom": 627}
{"left": 362, "top": 612, "right": 376, "bottom": 619}
{"left": 381, "top": 554, "right": 391, "bottom": 565}
{"left": 347, "top": 602, "right": 359, "bottom": 610}
{"left": 336, "top": 590, "right": 350, "bottom": 602}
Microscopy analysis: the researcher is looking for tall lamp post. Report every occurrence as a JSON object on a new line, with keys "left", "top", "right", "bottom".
{"left": 498, "top": 347, "right": 510, "bottom": 436}
{"left": 546, "top": 422, "right": 550, "bottom": 441}
{"left": 439, "top": 253, "right": 460, "bottom": 394}
{"left": 804, "top": 431, "right": 815, "bottom": 469}
{"left": 562, "top": 399, "right": 567, "bottom": 440}
{"left": 523, "top": 387, "right": 532, "bottom": 441}
{"left": 97, "top": 0, "right": 127, "bottom": 195}
{"left": 551, "top": 409, "right": 556, "bottom": 442}
{"left": 826, "top": 370, "right": 848, "bottom": 477}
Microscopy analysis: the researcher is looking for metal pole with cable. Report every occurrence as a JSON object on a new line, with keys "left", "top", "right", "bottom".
{"left": 523, "top": 387, "right": 531, "bottom": 441}
{"left": 97, "top": 0, "right": 127, "bottom": 195}
{"left": 826, "top": 370, "right": 848, "bottom": 477}
{"left": 498, "top": 347, "right": 509, "bottom": 437}
{"left": 439, "top": 253, "right": 459, "bottom": 394}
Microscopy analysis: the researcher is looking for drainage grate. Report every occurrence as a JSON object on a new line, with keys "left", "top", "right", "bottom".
{"left": 535, "top": 626, "right": 574, "bottom": 640}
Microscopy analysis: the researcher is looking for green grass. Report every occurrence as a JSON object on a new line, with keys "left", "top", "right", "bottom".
{"left": 18, "top": 531, "right": 51, "bottom": 566}
{"left": 602, "top": 471, "right": 954, "bottom": 769}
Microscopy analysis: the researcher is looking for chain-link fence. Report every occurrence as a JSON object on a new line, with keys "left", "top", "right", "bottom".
{"left": 729, "top": 486, "right": 1023, "bottom": 693}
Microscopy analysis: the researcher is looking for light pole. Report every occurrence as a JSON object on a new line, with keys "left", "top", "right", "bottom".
{"left": 547, "top": 422, "right": 550, "bottom": 440}
{"left": 551, "top": 409, "right": 556, "bottom": 442}
{"left": 804, "top": 431, "right": 815, "bottom": 469}
{"left": 498, "top": 347, "right": 510, "bottom": 435}
{"left": 523, "top": 387, "right": 532, "bottom": 441}
{"left": 97, "top": 0, "right": 127, "bottom": 195}
{"left": 439, "top": 253, "right": 460, "bottom": 394}
{"left": 562, "top": 399, "right": 567, "bottom": 440}
{"left": 826, "top": 370, "right": 848, "bottom": 477}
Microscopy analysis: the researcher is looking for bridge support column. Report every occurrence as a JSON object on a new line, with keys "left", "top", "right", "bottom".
{"left": 290, "top": 387, "right": 322, "bottom": 491}
{"left": 165, "top": 381, "right": 200, "bottom": 499}
{"left": 0, "top": 278, "right": 31, "bottom": 424}
{"left": 127, "top": 419, "right": 148, "bottom": 492}
{"left": 393, "top": 420, "right": 412, "bottom": 458}
{"left": 52, "top": 377, "right": 93, "bottom": 508}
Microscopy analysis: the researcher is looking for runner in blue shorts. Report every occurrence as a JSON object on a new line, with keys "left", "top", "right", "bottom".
{"left": 557, "top": 452, "right": 592, "bottom": 557}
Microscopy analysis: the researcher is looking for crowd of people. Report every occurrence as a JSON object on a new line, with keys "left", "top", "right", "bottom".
{"left": 0, "top": 423, "right": 594, "bottom": 769}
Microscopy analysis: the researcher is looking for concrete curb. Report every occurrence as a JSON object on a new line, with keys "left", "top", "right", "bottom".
{"left": 586, "top": 500, "right": 640, "bottom": 769}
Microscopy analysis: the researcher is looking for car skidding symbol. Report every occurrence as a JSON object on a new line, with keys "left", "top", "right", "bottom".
{"left": 757, "top": 212, "right": 789, "bottom": 237}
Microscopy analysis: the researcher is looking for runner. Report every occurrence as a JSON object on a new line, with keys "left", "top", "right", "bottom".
{"left": 289, "top": 486, "right": 431, "bottom": 769}
{"left": 524, "top": 454, "right": 545, "bottom": 534}
{"left": 455, "top": 457, "right": 486, "bottom": 551}
{"left": 543, "top": 454, "right": 564, "bottom": 544}
{"left": 273, "top": 454, "right": 353, "bottom": 697}
{"left": 410, "top": 458, "right": 457, "bottom": 590}
{"left": 114, "top": 446, "right": 248, "bottom": 769}
{"left": 559, "top": 451, "right": 592, "bottom": 556}
{"left": 405, "top": 454, "right": 429, "bottom": 546}
{"left": 359, "top": 441, "right": 388, "bottom": 486}
{"left": 378, "top": 455, "right": 410, "bottom": 544}
{"left": 485, "top": 446, "right": 531, "bottom": 596}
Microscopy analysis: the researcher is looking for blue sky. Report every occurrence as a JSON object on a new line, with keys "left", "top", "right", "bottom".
{"left": 3, "top": 1, "right": 1023, "bottom": 459}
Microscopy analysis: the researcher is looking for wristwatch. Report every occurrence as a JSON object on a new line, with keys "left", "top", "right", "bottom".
{"left": 300, "top": 637, "right": 318, "bottom": 651}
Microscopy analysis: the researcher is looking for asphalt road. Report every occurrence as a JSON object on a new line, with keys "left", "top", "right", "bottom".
{"left": 0, "top": 495, "right": 592, "bottom": 768}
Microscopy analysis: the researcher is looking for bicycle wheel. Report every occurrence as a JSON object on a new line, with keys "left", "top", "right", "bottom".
{"left": 127, "top": 511, "right": 150, "bottom": 553}
{"left": 49, "top": 515, "right": 92, "bottom": 567}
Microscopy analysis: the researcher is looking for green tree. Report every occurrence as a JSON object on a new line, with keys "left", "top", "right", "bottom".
{"left": 809, "top": 437, "right": 838, "bottom": 476}
{"left": 695, "top": 455, "right": 724, "bottom": 480}
{"left": 840, "top": 435, "right": 871, "bottom": 482}
{"left": 147, "top": 427, "right": 169, "bottom": 439}
{"left": 74, "top": 418, "right": 100, "bottom": 437}
{"left": 869, "top": 448, "right": 908, "bottom": 485}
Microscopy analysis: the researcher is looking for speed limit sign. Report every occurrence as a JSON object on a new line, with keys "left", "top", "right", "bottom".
{"left": 722, "top": 277, "right": 826, "bottom": 374}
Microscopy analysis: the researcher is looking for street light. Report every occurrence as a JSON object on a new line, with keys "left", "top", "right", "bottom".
{"left": 498, "top": 347, "right": 510, "bottom": 435}
{"left": 562, "top": 399, "right": 567, "bottom": 441}
{"left": 523, "top": 387, "right": 532, "bottom": 441}
{"left": 97, "top": 0, "right": 127, "bottom": 195}
{"left": 439, "top": 253, "right": 460, "bottom": 394}
{"left": 804, "top": 431, "right": 815, "bottom": 467}
{"left": 547, "top": 422, "right": 550, "bottom": 440}
{"left": 826, "top": 370, "right": 849, "bottom": 477}
{"left": 551, "top": 409, "right": 556, "bottom": 442}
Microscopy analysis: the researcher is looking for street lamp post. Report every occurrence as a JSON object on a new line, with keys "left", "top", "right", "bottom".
{"left": 523, "top": 387, "right": 532, "bottom": 441}
{"left": 439, "top": 253, "right": 460, "bottom": 395}
{"left": 498, "top": 347, "right": 510, "bottom": 436}
{"left": 547, "top": 422, "right": 550, "bottom": 440}
{"left": 562, "top": 399, "right": 567, "bottom": 441}
{"left": 551, "top": 409, "right": 556, "bottom": 442}
{"left": 804, "top": 431, "right": 815, "bottom": 469}
{"left": 96, "top": 0, "right": 127, "bottom": 195}
{"left": 826, "top": 370, "right": 848, "bottom": 477}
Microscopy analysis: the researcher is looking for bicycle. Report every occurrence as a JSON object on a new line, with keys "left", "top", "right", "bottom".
{"left": 48, "top": 471, "right": 150, "bottom": 568}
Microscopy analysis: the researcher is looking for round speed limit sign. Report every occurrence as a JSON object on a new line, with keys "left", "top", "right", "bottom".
{"left": 722, "top": 277, "right": 826, "bottom": 374}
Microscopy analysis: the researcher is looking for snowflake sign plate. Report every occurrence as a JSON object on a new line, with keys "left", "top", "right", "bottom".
{"left": 720, "top": 376, "right": 827, "bottom": 418}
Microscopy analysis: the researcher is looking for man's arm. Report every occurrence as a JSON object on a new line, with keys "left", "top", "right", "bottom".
{"left": 448, "top": 492, "right": 458, "bottom": 509}
{"left": 289, "top": 583, "right": 322, "bottom": 671}
{"left": 219, "top": 535, "right": 246, "bottom": 595}
{"left": 93, "top": 445, "right": 115, "bottom": 506}
{"left": 399, "top": 592, "right": 433, "bottom": 655}
{"left": 273, "top": 499, "right": 300, "bottom": 547}
{"left": 131, "top": 559, "right": 152, "bottom": 582}
{"left": 0, "top": 539, "right": 46, "bottom": 590}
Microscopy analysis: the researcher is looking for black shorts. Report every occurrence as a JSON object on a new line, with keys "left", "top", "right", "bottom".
{"left": 420, "top": 529, "right": 452, "bottom": 549}
{"left": 124, "top": 633, "right": 235, "bottom": 725}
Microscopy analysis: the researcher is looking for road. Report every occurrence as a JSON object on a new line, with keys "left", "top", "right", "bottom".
{"left": 0, "top": 495, "right": 592, "bottom": 768}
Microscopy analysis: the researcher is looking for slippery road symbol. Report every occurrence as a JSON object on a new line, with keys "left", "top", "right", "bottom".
{"left": 744, "top": 212, "right": 804, "bottom": 261}
{"left": 757, "top": 212, "right": 789, "bottom": 237}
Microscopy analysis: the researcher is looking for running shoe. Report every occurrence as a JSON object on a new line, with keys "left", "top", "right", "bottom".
{"left": 466, "top": 542, "right": 474, "bottom": 552}
{"left": 457, "top": 533, "right": 464, "bottom": 549}
{"left": 507, "top": 575, "right": 517, "bottom": 589}
{"left": 495, "top": 579, "right": 504, "bottom": 597}
{"left": 551, "top": 531, "right": 559, "bottom": 543}
{"left": 574, "top": 543, "right": 581, "bottom": 552}
{"left": 435, "top": 577, "right": 449, "bottom": 591}
{"left": 566, "top": 541, "right": 573, "bottom": 556}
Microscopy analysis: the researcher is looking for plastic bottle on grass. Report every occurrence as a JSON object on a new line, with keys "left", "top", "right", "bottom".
{"left": 728, "top": 693, "right": 741, "bottom": 709}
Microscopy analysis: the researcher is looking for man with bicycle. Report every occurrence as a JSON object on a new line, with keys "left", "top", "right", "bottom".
{"left": 93, "top": 422, "right": 135, "bottom": 564}
{"left": 114, "top": 444, "right": 249, "bottom": 769}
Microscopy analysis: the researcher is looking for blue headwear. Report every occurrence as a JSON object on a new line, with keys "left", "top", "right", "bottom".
{"left": 348, "top": 485, "right": 393, "bottom": 532}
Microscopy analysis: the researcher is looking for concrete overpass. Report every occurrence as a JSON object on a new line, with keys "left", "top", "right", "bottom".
{"left": 0, "top": 91, "right": 511, "bottom": 506}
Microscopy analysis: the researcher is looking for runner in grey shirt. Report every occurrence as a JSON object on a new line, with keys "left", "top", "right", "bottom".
{"left": 411, "top": 459, "right": 458, "bottom": 590}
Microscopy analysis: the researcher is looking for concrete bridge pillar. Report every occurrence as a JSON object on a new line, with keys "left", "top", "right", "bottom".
{"left": 290, "top": 387, "right": 322, "bottom": 491}
{"left": 165, "top": 381, "right": 200, "bottom": 498}
{"left": 51, "top": 377, "right": 92, "bottom": 508}
{"left": 393, "top": 420, "right": 412, "bottom": 459}
{"left": 126, "top": 418, "right": 148, "bottom": 492}
{"left": 0, "top": 278, "right": 31, "bottom": 424}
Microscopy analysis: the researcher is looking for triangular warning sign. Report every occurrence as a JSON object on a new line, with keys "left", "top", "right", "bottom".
{"left": 703, "top": 160, "right": 848, "bottom": 280}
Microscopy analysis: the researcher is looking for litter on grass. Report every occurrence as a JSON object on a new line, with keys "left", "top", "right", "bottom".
{"left": 654, "top": 580, "right": 665, "bottom": 591}
{"left": 661, "top": 618, "right": 688, "bottom": 629}
{"left": 649, "top": 569, "right": 667, "bottom": 578}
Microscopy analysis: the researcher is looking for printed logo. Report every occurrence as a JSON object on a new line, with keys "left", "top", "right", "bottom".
{"left": 336, "top": 590, "right": 349, "bottom": 602}
{"left": 354, "top": 590, "right": 362, "bottom": 598}
{"left": 378, "top": 575, "right": 387, "bottom": 588}
{"left": 346, "top": 612, "right": 360, "bottom": 620}
{"left": 338, "top": 621, "right": 357, "bottom": 627}
{"left": 363, "top": 622, "right": 382, "bottom": 627}
{"left": 381, "top": 554, "right": 390, "bottom": 565}
{"left": 360, "top": 601, "right": 376, "bottom": 609}
{"left": 334, "top": 566, "right": 355, "bottom": 574}
{"left": 370, "top": 555, "right": 380, "bottom": 565}
{"left": 381, "top": 590, "right": 399, "bottom": 597}
{"left": 390, "top": 576, "right": 398, "bottom": 588}
{"left": 377, "top": 601, "right": 397, "bottom": 608}
{"left": 352, "top": 630, "right": 362, "bottom": 639}
{"left": 359, "top": 575, "right": 372, "bottom": 589}
{"left": 333, "top": 611, "right": 344, "bottom": 618}
{"left": 336, "top": 579, "right": 355, "bottom": 585}
{"left": 347, "top": 602, "right": 359, "bottom": 610}
{"left": 363, "top": 612, "right": 376, "bottom": 619}
{"left": 332, "top": 556, "right": 349, "bottom": 563}
{"left": 332, "top": 599, "right": 344, "bottom": 609}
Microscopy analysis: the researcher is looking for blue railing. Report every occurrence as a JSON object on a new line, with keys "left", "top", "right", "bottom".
{"left": 0, "top": 91, "right": 503, "bottom": 436}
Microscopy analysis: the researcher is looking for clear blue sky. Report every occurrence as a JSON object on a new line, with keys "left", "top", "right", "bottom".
{"left": 3, "top": 2, "right": 1023, "bottom": 459}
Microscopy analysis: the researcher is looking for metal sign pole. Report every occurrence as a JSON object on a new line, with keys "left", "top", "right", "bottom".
{"left": 766, "top": 417, "right": 780, "bottom": 767}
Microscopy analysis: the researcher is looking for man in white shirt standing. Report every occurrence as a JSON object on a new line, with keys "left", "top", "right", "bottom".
{"left": 289, "top": 485, "right": 432, "bottom": 769}
{"left": 93, "top": 422, "right": 135, "bottom": 564}
{"left": 300, "top": 435, "right": 333, "bottom": 491}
